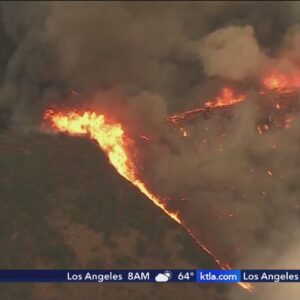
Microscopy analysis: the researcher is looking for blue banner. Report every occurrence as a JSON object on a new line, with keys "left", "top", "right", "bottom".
{"left": 0, "top": 269, "right": 300, "bottom": 283}
{"left": 197, "top": 270, "right": 241, "bottom": 283}
{"left": 0, "top": 270, "right": 196, "bottom": 283}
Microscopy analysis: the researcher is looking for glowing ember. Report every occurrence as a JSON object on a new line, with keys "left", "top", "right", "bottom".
{"left": 140, "top": 135, "right": 151, "bottom": 141}
{"left": 210, "top": 210, "right": 234, "bottom": 220}
{"left": 285, "top": 116, "right": 293, "bottom": 129}
{"left": 256, "top": 124, "right": 270, "bottom": 135}
{"left": 204, "top": 88, "right": 245, "bottom": 108}
{"left": 165, "top": 107, "right": 205, "bottom": 125}
{"left": 71, "top": 90, "right": 80, "bottom": 96}
{"left": 44, "top": 109, "right": 253, "bottom": 292}
{"left": 257, "top": 125, "right": 263, "bottom": 135}
{"left": 180, "top": 127, "right": 188, "bottom": 137}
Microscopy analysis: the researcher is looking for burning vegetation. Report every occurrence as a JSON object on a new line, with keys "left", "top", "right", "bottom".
{"left": 44, "top": 108, "right": 253, "bottom": 292}
{"left": 166, "top": 72, "right": 300, "bottom": 137}
{"left": 5, "top": 2, "right": 300, "bottom": 299}
{"left": 41, "top": 68, "right": 300, "bottom": 296}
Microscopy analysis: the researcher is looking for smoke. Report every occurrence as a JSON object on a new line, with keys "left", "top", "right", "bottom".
{"left": 1, "top": 2, "right": 300, "bottom": 298}
{"left": 1, "top": 1, "right": 298, "bottom": 128}
{"left": 280, "top": 25, "right": 300, "bottom": 66}
{"left": 198, "top": 25, "right": 266, "bottom": 81}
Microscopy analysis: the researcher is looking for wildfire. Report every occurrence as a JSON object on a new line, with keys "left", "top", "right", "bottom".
{"left": 166, "top": 70, "right": 300, "bottom": 133}
{"left": 263, "top": 73, "right": 290, "bottom": 92}
{"left": 44, "top": 108, "right": 253, "bottom": 292}
{"left": 140, "top": 134, "right": 151, "bottom": 141}
{"left": 165, "top": 88, "right": 245, "bottom": 126}
{"left": 204, "top": 88, "right": 245, "bottom": 108}
{"left": 180, "top": 127, "right": 188, "bottom": 137}
{"left": 210, "top": 210, "right": 234, "bottom": 220}
{"left": 44, "top": 109, "right": 180, "bottom": 222}
{"left": 263, "top": 72, "right": 300, "bottom": 93}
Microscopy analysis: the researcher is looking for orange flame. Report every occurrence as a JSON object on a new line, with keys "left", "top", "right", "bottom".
{"left": 44, "top": 109, "right": 180, "bottom": 222}
{"left": 205, "top": 88, "right": 245, "bottom": 108}
{"left": 263, "top": 72, "right": 300, "bottom": 93}
{"left": 44, "top": 108, "right": 253, "bottom": 292}
{"left": 263, "top": 73, "right": 290, "bottom": 92}
{"left": 165, "top": 88, "right": 245, "bottom": 125}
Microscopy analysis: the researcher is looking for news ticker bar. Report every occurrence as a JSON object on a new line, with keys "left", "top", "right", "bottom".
{"left": 0, "top": 270, "right": 299, "bottom": 283}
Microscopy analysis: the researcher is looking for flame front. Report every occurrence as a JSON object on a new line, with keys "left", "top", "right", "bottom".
{"left": 205, "top": 88, "right": 245, "bottom": 108}
{"left": 165, "top": 87, "right": 246, "bottom": 125}
{"left": 166, "top": 71, "right": 300, "bottom": 128}
{"left": 44, "top": 109, "right": 180, "bottom": 223}
{"left": 44, "top": 108, "right": 253, "bottom": 292}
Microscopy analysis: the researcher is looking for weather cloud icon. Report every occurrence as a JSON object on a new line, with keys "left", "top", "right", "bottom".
{"left": 155, "top": 271, "right": 172, "bottom": 282}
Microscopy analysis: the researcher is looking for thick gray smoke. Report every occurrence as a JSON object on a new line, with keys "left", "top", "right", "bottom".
{"left": 1, "top": 2, "right": 300, "bottom": 298}
{"left": 1, "top": 1, "right": 298, "bottom": 128}
{"left": 198, "top": 25, "right": 266, "bottom": 80}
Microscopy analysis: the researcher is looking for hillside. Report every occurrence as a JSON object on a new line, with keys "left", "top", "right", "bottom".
{"left": 0, "top": 131, "right": 247, "bottom": 299}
